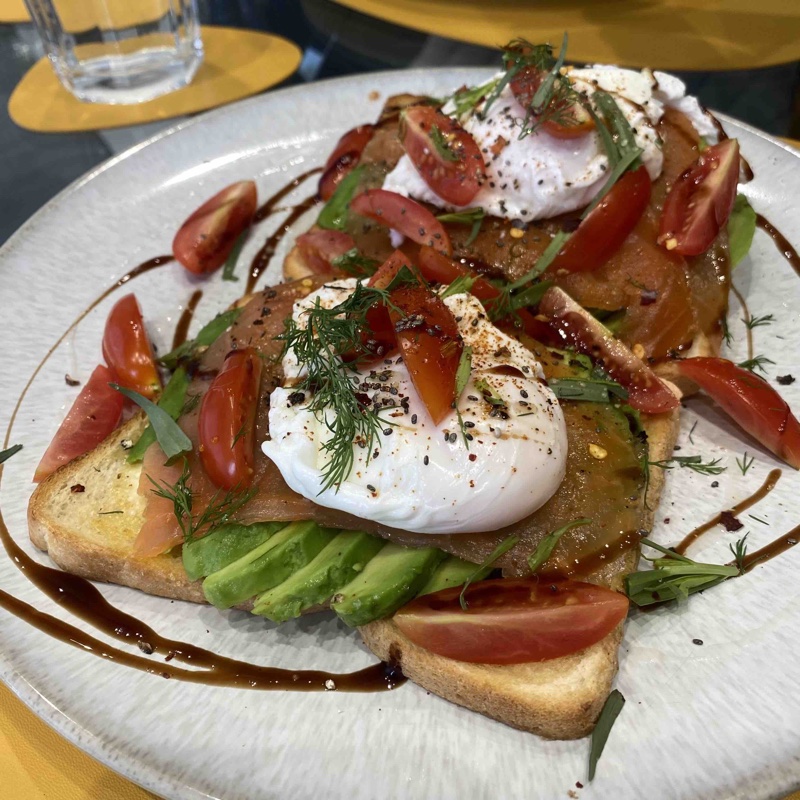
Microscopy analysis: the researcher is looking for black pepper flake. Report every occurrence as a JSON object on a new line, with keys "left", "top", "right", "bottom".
{"left": 383, "top": 428, "right": 393, "bottom": 436}
{"left": 70, "top": 483, "right": 85, "bottom": 493}
{"left": 692, "top": 638, "right": 704, "bottom": 646}
{"left": 65, "top": 374, "right": 80, "bottom": 386}
{"left": 367, "top": 484, "right": 376, "bottom": 493}
{"left": 288, "top": 391, "right": 306, "bottom": 406}
{"left": 720, "top": 510, "right": 744, "bottom": 532}
{"left": 423, "top": 455, "right": 429, "bottom": 466}
{"left": 711, "top": 481, "right": 719, "bottom": 488}
{"left": 777, "top": 374, "right": 796, "bottom": 385}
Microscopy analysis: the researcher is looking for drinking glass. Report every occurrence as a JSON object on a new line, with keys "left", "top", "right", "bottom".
{"left": 24, "top": 0, "right": 203, "bottom": 104}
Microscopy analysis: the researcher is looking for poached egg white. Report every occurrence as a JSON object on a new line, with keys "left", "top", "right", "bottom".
{"left": 262, "top": 280, "right": 568, "bottom": 534}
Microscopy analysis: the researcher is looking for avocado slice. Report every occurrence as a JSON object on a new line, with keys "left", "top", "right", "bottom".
{"left": 331, "top": 543, "right": 446, "bottom": 627}
{"left": 252, "top": 530, "right": 385, "bottom": 623}
{"left": 183, "top": 521, "right": 287, "bottom": 581}
{"left": 203, "top": 521, "right": 335, "bottom": 609}
{"left": 417, "top": 556, "right": 491, "bottom": 596}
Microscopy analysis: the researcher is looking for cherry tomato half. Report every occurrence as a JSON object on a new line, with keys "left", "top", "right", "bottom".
{"left": 388, "top": 282, "right": 462, "bottom": 425}
{"left": 318, "top": 124, "right": 375, "bottom": 202}
{"left": 33, "top": 365, "right": 124, "bottom": 483}
{"left": 401, "top": 106, "right": 484, "bottom": 205}
{"left": 295, "top": 229, "right": 357, "bottom": 274}
{"left": 658, "top": 138, "right": 740, "bottom": 256}
{"left": 394, "top": 578, "right": 629, "bottom": 664}
{"left": 539, "top": 287, "right": 679, "bottom": 414}
{"left": 102, "top": 294, "right": 161, "bottom": 399}
{"left": 350, "top": 189, "right": 452, "bottom": 256}
{"left": 676, "top": 357, "right": 800, "bottom": 469}
{"left": 173, "top": 180, "right": 257, "bottom": 275}
{"left": 509, "top": 66, "right": 594, "bottom": 139}
{"left": 198, "top": 348, "right": 262, "bottom": 490}
{"left": 551, "top": 166, "right": 652, "bottom": 273}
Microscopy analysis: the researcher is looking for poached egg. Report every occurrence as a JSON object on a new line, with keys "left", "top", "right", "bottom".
{"left": 383, "top": 66, "right": 719, "bottom": 222}
{"left": 262, "top": 280, "right": 568, "bottom": 534}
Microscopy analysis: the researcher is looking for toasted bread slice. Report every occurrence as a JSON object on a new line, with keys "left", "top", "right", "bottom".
{"left": 28, "top": 394, "right": 679, "bottom": 739}
{"left": 28, "top": 415, "right": 205, "bottom": 604}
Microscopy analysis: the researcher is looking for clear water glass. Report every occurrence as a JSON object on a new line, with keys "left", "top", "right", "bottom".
{"left": 24, "top": 0, "right": 203, "bottom": 104}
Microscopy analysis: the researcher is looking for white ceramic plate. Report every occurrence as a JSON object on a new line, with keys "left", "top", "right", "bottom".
{"left": 1, "top": 70, "right": 799, "bottom": 800}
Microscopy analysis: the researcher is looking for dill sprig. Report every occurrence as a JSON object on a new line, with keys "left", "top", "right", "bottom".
{"left": 720, "top": 316, "right": 733, "bottom": 347}
{"left": 737, "top": 354, "right": 774, "bottom": 374}
{"left": 449, "top": 77, "right": 500, "bottom": 118}
{"left": 278, "top": 279, "right": 411, "bottom": 492}
{"left": 648, "top": 454, "right": 726, "bottom": 476}
{"left": 430, "top": 124, "right": 459, "bottom": 162}
{"left": 729, "top": 533, "right": 749, "bottom": 574}
{"left": 736, "top": 452, "right": 755, "bottom": 475}
{"left": 744, "top": 313, "right": 774, "bottom": 330}
{"left": 148, "top": 459, "right": 257, "bottom": 544}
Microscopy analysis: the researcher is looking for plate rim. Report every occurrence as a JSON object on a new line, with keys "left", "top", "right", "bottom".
{"left": 1, "top": 66, "right": 799, "bottom": 800}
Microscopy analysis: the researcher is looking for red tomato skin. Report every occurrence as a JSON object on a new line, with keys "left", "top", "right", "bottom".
{"left": 350, "top": 189, "right": 452, "bottom": 256}
{"left": 198, "top": 349, "right": 263, "bottom": 490}
{"left": 676, "top": 357, "right": 800, "bottom": 469}
{"left": 401, "top": 106, "right": 484, "bottom": 205}
{"left": 318, "top": 125, "right": 375, "bottom": 201}
{"left": 33, "top": 365, "right": 124, "bottom": 483}
{"left": 101, "top": 293, "right": 161, "bottom": 400}
{"left": 388, "top": 284, "right": 462, "bottom": 425}
{"left": 551, "top": 167, "right": 652, "bottom": 273}
{"left": 539, "top": 287, "right": 679, "bottom": 414}
{"left": 295, "top": 230, "right": 357, "bottom": 274}
{"left": 658, "top": 139, "right": 740, "bottom": 256}
{"left": 395, "top": 579, "right": 629, "bottom": 664}
{"left": 509, "top": 66, "right": 594, "bottom": 139}
{"left": 172, "top": 180, "right": 257, "bottom": 275}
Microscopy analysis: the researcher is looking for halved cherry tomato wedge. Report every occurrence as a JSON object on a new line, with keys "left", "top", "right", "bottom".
{"left": 351, "top": 189, "right": 452, "bottom": 256}
{"left": 173, "top": 180, "right": 257, "bottom": 274}
{"left": 658, "top": 138, "right": 740, "bottom": 256}
{"left": 395, "top": 578, "right": 629, "bottom": 664}
{"left": 102, "top": 294, "right": 161, "bottom": 399}
{"left": 318, "top": 124, "right": 375, "bottom": 201}
{"left": 388, "top": 282, "right": 462, "bottom": 425}
{"left": 675, "top": 357, "right": 800, "bottom": 469}
{"left": 508, "top": 66, "right": 594, "bottom": 139}
{"left": 550, "top": 166, "right": 652, "bottom": 273}
{"left": 295, "top": 229, "right": 357, "bottom": 274}
{"left": 416, "top": 246, "right": 552, "bottom": 340}
{"left": 33, "top": 365, "right": 124, "bottom": 483}
{"left": 539, "top": 287, "right": 679, "bottom": 414}
{"left": 401, "top": 106, "right": 484, "bottom": 205}
{"left": 198, "top": 348, "right": 262, "bottom": 490}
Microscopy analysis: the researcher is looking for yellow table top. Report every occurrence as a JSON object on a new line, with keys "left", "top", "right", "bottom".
{"left": 332, "top": 0, "right": 800, "bottom": 71}
{"left": 0, "top": 0, "right": 26, "bottom": 24}
{"left": 8, "top": 26, "right": 302, "bottom": 133}
{"left": 1, "top": 680, "right": 157, "bottom": 799}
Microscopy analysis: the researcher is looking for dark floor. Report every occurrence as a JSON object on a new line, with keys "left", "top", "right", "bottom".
{"left": 1, "top": 0, "right": 798, "bottom": 246}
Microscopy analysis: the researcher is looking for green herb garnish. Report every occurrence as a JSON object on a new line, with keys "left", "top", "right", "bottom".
{"left": 728, "top": 194, "right": 757, "bottom": 267}
{"left": 527, "top": 518, "right": 591, "bottom": 574}
{"left": 648, "top": 455, "right": 726, "bottom": 476}
{"left": 148, "top": 458, "right": 257, "bottom": 544}
{"left": 736, "top": 452, "right": 755, "bottom": 476}
{"left": 459, "top": 535, "right": 519, "bottom": 611}
{"left": 454, "top": 346, "right": 473, "bottom": 446}
{"left": 0, "top": 444, "right": 22, "bottom": 465}
{"left": 588, "top": 690, "right": 625, "bottom": 782}
{"left": 430, "top": 124, "right": 459, "bottom": 162}
{"left": 474, "top": 377, "right": 505, "bottom": 407}
{"left": 330, "top": 248, "right": 380, "bottom": 277}
{"left": 436, "top": 207, "right": 485, "bottom": 246}
{"left": 159, "top": 307, "right": 243, "bottom": 370}
{"left": 440, "top": 273, "right": 478, "bottom": 299}
{"left": 720, "top": 316, "right": 733, "bottom": 347}
{"left": 222, "top": 230, "right": 248, "bottom": 281}
{"left": 547, "top": 376, "right": 628, "bottom": 404}
{"left": 111, "top": 383, "right": 192, "bottom": 461}
{"left": 624, "top": 537, "right": 741, "bottom": 606}
{"left": 737, "top": 354, "right": 774, "bottom": 374}
{"left": 744, "top": 313, "right": 773, "bottom": 330}
{"left": 317, "top": 165, "right": 363, "bottom": 231}
{"left": 126, "top": 367, "right": 190, "bottom": 463}
{"left": 279, "top": 280, "right": 413, "bottom": 491}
